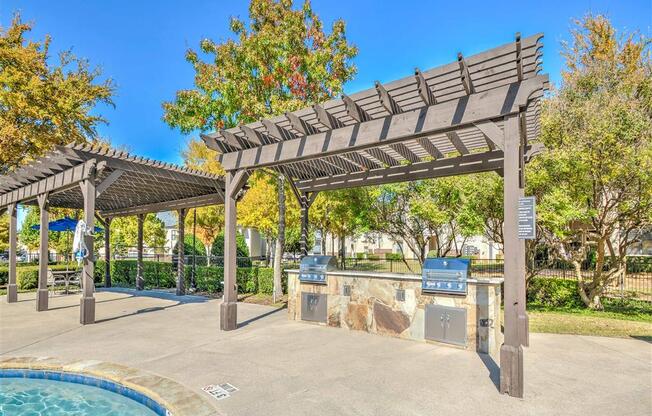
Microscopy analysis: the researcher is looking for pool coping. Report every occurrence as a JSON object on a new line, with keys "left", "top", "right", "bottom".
{"left": 0, "top": 356, "right": 219, "bottom": 416}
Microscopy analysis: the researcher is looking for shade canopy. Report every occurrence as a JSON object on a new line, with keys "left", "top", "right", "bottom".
{"left": 30, "top": 217, "right": 103, "bottom": 233}
{"left": 0, "top": 144, "right": 225, "bottom": 217}
{"left": 202, "top": 33, "right": 547, "bottom": 195}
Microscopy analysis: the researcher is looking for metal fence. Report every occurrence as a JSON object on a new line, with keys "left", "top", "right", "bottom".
{"left": 9, "top": 250, "right": 650, "bottom": 302}
{"left": 329, "top": 256, "right": 652, "bottom": 302}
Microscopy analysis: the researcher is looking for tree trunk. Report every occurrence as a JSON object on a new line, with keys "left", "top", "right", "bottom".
{"left": 574, "top": 260, "right": 604, "bottom": 310}
{"left": 273, "top": 175, "right": 285, "bottom": 303}
{"left": 205, "top": 245, "right": 211, "bottom": 267}
{"left": 320, "top": 229, "right": 325, "bottom": 255}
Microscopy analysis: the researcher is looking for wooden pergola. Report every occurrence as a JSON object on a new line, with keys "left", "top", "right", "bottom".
{"left": 202, "top": 33, "right": 547, "bottom": 397}
{"left": 0, "top": 144, "right": 224, "bottom": 324}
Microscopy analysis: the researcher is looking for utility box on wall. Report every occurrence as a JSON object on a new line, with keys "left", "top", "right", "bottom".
{"left": 424, "top": 305, "right": 467, "bottom": 346}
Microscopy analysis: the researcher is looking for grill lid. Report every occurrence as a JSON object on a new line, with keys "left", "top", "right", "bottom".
{"left": 422, "top": 258, "right": 470, "bottom": 275}
{"left": 299, "top": 255, "right": 337, "bottom": 271}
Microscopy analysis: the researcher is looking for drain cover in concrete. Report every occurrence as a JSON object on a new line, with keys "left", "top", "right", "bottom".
{"left": 202, "top": 383, "right": 239, "bottom": 401}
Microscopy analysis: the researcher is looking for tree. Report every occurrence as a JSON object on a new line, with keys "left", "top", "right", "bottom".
{"left": 0, "top": 14, "right": 114, "bottom": 172}
{"left": 110, "top": 214, "right": 167, "bottom": 256}
{"left": 363, "top": 177, "right": 484, "bottom": 271}
{"left": 163, "top": 0, "right": 357, "bottom": 296}
{"left": 185, "top": 207, "right": 223, "bottom": 264}
{"left": 212, "top": 230, "right": 252, "bottom": 267}
{"left": 181, "top": 140, "right": 225, "bottom": 265}
{"left": 173, "top": 234, "right": 206, "bottom": 257}
{"left": 535, "top": 15, "right": 652, "bottom": 309}
{"left": 311, "top": 189, "right": 369, "bottom": 265}
{"left": 238, "top": 171, "right": 301, "bottom": 263}
{"left": 0, "top": 213, "right": 7, "bottom": 252}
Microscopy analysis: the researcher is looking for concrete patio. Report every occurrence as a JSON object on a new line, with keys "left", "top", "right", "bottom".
{"left": 1, "top": 290, "right": 650, "bottom": 416}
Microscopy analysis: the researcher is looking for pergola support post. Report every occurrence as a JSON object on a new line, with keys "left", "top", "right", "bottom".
{"left": 36, "top": 193, "right": 49, "bottom": 312}
{"left": 221, "top": 170, "right": 248, "bottom": 331}
{"left": 79, "top": 168, "right": 96, "bottom": 325}
{"left": 6, "top": 203, "right": 18, "bottom": 303}
{"left": 300, "top": 198, "right": 309, "bottom": 257}
{"left": 104, "top": 217, "right": 112, "bottom": 288}
{"left": 176, "top": 209, "right": 187, "bottom": 296}
{"left": 136, "top": 214, "right": 145, "bottom": 291}
{"left": 500, "top": 114, "right": 524, "bottom": 398}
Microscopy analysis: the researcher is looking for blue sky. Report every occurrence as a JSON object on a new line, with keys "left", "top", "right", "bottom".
{"left": 1, "top": 0, "right": 650, "bottom": 166}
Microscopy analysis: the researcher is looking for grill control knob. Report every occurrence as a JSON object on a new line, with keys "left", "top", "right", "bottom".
{"left": 447, "top": 282, "right": 452, "bottom": 289}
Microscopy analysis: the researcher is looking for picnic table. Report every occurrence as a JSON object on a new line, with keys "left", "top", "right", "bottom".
{"left": 51, "top": 270, "right": 81, "bottom": 294}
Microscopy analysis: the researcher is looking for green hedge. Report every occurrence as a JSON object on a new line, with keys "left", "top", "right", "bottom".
{"left": 0, "top": 264, "right": 73, "bottom": 290}
{"left": 526, "top": 277, "right": 583, "bottom": 308}
{"left": 93, "top": 260, "right": 284, "bottom": 295}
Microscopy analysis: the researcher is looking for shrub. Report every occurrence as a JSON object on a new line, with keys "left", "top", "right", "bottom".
{"left": 17, "top": 269, "right": 38, "bottom": 290}
{"left": 212, "top": 231, "right": 251, "bottom": 267}
{"left": 257, "top": 268, "right": 274, "bottom": 294}
{"left": 384, "top": 253, "right": 402, "bottom": 261}
{"left": 193, "top": 266, "right": 224, "bottom": 292}
{"left": 355, "top": 252, "right": 365, "bottom": 259}
{"left": 527, "top": 277, "right": 583, "bottom": 308}
{"left": 0, "top": 267, "right": 7, "bottom": 286}
{"left": 367, "top": 254, "right": 380, "bottom": 260}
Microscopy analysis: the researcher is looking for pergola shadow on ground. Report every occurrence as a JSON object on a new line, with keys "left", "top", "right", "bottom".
{"left": 0, "top": 145, "right": 225, "bottom": 326}
{"left": 201, "top": 32, "right": 548, "bottom": 397}
{"left": 2, "top": 292, "right": 650, "bottom": 416}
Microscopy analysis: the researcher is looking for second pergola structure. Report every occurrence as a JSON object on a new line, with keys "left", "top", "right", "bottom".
{"left": 202, "top": 33, "right": 548, "bottom": 397}
{"left": 0, "top": 145, "right": 225, "bottom": 324}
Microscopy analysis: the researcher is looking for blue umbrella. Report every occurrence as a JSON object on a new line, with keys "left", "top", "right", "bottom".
{"left": 31, "top": 217, "right": 103, "bottom": 268}
{"left": 30, "top": 217, "right": 103, "bottom": 233}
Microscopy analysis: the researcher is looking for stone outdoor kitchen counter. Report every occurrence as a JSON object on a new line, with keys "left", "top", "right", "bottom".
{"left": 287, "top": 269, "right": 503, "bottom": 353}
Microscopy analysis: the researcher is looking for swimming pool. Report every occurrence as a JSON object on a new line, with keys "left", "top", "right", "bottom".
{"left": 0, "top": 369, "right": 168, "bottom": 415}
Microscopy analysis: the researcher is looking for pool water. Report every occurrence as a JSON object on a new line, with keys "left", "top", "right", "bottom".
{"left": 0, "top": 377, "right": 158, "bottom": 415}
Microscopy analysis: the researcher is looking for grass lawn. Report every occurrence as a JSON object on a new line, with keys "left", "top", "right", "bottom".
{"left": 525, "top": 299, "right": 652, "bottom": 340}
{"left": 528, "top": 309, "right": 652, "bottom": 340}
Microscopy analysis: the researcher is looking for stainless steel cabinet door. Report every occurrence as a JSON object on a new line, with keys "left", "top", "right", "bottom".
{"left": 301, "top": 292, "right": 327, "bottom": 323}
{"left": 424, "top": 304, "right": 447, "bottom": 342}
{"left": 444, "top": 307, "right": 467, "bottom": 346}
{"left": 424, "top": 304, "right": 467, "bottom": 346}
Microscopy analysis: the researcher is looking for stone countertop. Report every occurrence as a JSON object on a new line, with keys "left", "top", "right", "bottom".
{"left": 286, "top": 269, "right": 503, "bottom": 285}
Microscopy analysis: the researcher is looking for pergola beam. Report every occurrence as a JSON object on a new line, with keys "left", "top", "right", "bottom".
{"left": 262, "top": 119, "right": 297, "bottom": 141}
{"left": 475, "top": 120, "right": 505, "bottom": 151}
{"left": 0, "top": 159, "right": 100, "bottom": 210}
{"left": 342, "top": 94, "right": 371, "bottom": 122}
{"left": 286, "top": 111, "right": 318, "bottom": 135}
{"left": 415, "top": 68, "right": 436, "bottom": 106}
{"left": 220, "top": 75, "right": 547, "bottom": 171}
{"left": 390, "top": 143, "right": 421, "bottom": 163}
{"left": 314, "top": 104, "right": 344, "bottom": 129}
{"left": 457, "top": 53, "right": 475, "bottom": 95}
{"left": 376, "top": 81, "right": 402, "bottom": 114}
{"left": 447, "top": 132, "right": 470, "bottom": 155}
{"left": 99, "top": 193, "right": 223, "bottom": 217}
{"left": 240, "top": 125, "right": 267, "bottom": 145}
{"left": 96, "top": 169, "right": 124, "bottom": 197}
{"left": 365, "top": 148, "right": 401, "bottom": 167}
{"left": 296, "top": 151, "right": 504, "bottom": 193}
{"left": 416, "top": 138, "right": 445, "bottom": 159}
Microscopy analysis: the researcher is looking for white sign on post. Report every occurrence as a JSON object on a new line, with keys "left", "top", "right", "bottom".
{"left": 518, "top": 196, "right": 536, "bottom": 240}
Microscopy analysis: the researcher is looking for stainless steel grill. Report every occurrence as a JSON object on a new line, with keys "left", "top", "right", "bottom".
{"left": 299, "top": 255, "right": 337, "bottom": 285}
{"left": 422, "top": 258, "right": 470, "bottom": 295}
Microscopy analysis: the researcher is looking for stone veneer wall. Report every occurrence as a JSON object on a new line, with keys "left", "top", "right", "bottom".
{"left": 287, "top": 271, "right": 502, "bottom": 354}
